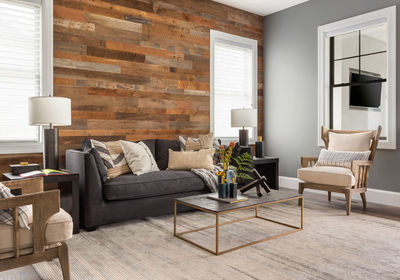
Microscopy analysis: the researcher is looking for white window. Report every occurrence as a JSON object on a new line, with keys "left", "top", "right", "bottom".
{"left": 210, "top": 30, "right": 258, "bottom": 142}
{"left": 0, "top": 0, "right": 52, "bottom": 154}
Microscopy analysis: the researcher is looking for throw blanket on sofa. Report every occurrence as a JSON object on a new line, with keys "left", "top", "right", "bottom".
{"left": 191, "top": 165, "right": 222, "bottom": 193}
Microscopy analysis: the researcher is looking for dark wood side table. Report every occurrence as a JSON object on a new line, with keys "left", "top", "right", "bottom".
{"left": 2, "top": 172, "right": 80, "bottom": 234}
{"left": 253, "top": 157, "right": 279, "bottom": 190}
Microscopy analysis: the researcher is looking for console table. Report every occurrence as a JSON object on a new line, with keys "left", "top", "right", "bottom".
{"left": 2, "top": 172, "right": 80, "bottom": 234}
{"left": 253, "top": 157, "right": 279, "bottom": 190}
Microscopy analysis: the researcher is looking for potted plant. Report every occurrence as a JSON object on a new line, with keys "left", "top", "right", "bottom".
{"left": 233, "top": 152, "right": 254, "bottom": 186}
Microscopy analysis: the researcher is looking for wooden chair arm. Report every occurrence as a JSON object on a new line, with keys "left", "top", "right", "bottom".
{"left": 0, "top": 190, "right": 60, "bottom": 255}
{"left": 1, "top": 178, "right": 43, "bottom": 195}
{"left": 351, "top": 160, "right": 373, "bottom": 188}
{"left": 301, "top": 157, "right": 318, "bottom": 168}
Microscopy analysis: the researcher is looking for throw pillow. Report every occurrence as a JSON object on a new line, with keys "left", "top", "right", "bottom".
{"left": 89, "top": 139, "right": 130, "bottom": 179}
{"left": 82, "top": 139, "right": 108, "bottom": 183}
{"left": 179, "top": 133, "right": 214, "bottom": 151}
{"left": 168, "top": 148, "right": 215, "bottom": 170}
{"left": 315, "top": 149, "right": 371, "bottom": 169}
{"left": 328, "top": 131, "right": 373, "bottom": 152}
{"left": 121, "top": 140, "right": 160, "bottom": 175}
{"left": 0, "top": 183, "right": 30, "bottom": 229}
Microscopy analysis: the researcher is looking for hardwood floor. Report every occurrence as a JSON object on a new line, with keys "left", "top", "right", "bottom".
{"left": 1, "top": 187, "right": 399, "bottom": 280}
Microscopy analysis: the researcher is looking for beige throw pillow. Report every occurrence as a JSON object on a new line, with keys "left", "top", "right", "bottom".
{"left": 315, "top": 149, "right": 371, "bottom": 169}
{"left": 328, "top": 131, "right": 373, "bottom": 152}
{"left": 121, "top": 140, "right": 159, "bottom": 175}
{"left": 168, "top": 148, "right": 215, "bottom": 170}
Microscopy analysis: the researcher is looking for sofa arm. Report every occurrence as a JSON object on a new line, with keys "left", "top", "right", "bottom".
{"left": 66, "top": 149, "right": 104, "bottom": 228}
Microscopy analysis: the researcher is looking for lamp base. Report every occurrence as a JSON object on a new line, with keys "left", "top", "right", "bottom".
{"left": 238, "top": 129, "right": 249, "bottom": 146}
{"left": 44, "top": 128, "right": 59, "bottom": 170}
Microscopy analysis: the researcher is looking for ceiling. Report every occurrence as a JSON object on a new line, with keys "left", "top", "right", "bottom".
{"left": 212, "top": 0, "right": 310, "bottom": 16}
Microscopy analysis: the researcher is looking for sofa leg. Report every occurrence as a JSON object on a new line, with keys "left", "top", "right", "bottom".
{"left": 85, "top": 226, "right": 97, "bottom": 232}
{"left": 345, "top": 189, "right": 352, "bottom": 215}
{"left": 360, "top": 193, "right": 367, "bottom": 209}
{"left": 58, "top": 242, "right": 70, "bottom": 280}
{"left": 298, "top": 184, "right": 304, "bottom": 206}
{"left": 328, "top": 191, "right": 331, "bottom": 202}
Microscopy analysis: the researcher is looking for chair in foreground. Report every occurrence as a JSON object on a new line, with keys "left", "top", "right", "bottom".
{"left": 0, "top": 177, "right": 73, "bottom": 279}
{"left": 297, "top": 126, "right": 381, "bottom": 215}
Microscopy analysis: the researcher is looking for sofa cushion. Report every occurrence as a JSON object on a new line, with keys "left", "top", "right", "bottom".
{"left": 103, "top": 171, "right": 208, "bottom": 201}
{"left": 298, "top": 166, "right": 355, "bottom": 187}
{"left": 0, "top": 208, "right": 73, "bottom": 255}
{"left": 155, "top": 139, "right": 180, "bottom": 170}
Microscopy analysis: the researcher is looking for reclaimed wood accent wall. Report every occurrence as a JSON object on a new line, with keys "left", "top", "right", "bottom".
{"left": 0, "top": 0, "right": 263, "bottom": 173}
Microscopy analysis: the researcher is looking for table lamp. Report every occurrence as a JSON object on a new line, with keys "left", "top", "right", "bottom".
{"left": 29, "top": 96, "right": 71, "bottom": 169}
{"left": 231, "top": 108, "right": 257, "bottom": 146}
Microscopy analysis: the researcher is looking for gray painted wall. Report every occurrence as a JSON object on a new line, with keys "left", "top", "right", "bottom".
{"left": 263, "top": 0, "right": 400, "bottom": 192}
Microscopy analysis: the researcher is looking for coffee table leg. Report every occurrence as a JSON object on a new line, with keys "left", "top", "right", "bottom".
{"left": 216, "top": 214, "right": 219, "bottom": 255}
{"left": 174, "top": 201, "right": 177, "bottom": 236}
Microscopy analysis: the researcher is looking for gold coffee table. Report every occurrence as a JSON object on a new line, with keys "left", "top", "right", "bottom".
{"left": 174, "top": 190, "right": 304, "bottom": 255}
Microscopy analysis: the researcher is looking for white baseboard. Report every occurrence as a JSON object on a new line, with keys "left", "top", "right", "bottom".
{"left": 279, "top": 176, "right": 400, "bottom": 208}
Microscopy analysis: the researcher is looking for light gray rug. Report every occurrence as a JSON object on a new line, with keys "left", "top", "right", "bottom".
{"left": 33, "top": 197, "right": 400, "bottom": 280}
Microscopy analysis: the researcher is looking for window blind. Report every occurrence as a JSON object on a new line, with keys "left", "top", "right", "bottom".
{"left": 213, "top": 41, "right": 254, "bottom": 138}
{"left": 0, "top": 0, "right": 41, "bottom": 142}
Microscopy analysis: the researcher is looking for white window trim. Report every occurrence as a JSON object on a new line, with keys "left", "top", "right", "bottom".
{"left": 318, "top": 6, "right": 396, "bottom": 149}
{"left": 210, "top": 30, "right": 258, "bottom": 144}
{"left": 0, "top": 0, "right": 53, "bottom": 154}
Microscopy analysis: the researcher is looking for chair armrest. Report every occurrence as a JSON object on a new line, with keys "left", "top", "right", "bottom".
{"left": 301, "top": 157, "right": 318, "bottom": 168}
{"left": 351, "top": 160, "right": 373, "bottom": 188}
{"left": 1, "top": 177, "right": 44, "bottom": 195}
{"left": 0, "top": 190, "right": 60, "bottom": 254}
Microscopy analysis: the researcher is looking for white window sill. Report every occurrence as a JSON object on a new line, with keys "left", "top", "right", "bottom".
{"left": 0, "top": 142, "right": 43, "bottom": 154}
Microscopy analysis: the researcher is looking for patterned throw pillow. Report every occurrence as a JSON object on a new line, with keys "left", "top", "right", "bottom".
{"left": 89, "top": 139, "right": 130, "bottom": 179}
{"left": 179, "top": 133, "right": 214, "bottom": 151}
{"left": 0, "top": 183, "right": 30, "bottom": 229}
{"left": 315, "top": 149, "right": 371, "bottom": 169}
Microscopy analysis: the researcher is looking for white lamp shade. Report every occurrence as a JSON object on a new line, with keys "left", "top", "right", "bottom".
{"left": 29, "top": 96, "right": 71, "bottom": 126}
{"left": 231, "top": 108, "right": 257, "bottom": 128}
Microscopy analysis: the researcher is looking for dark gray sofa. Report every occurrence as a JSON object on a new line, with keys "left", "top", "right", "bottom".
{"left": 66, "top": 139, "right": 210, "bottom": 230}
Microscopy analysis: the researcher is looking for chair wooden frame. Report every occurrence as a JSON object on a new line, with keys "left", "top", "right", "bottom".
{"left": 299, "top": 126, "right": 382, "bottom": 215}
{"left": 0, "top": 177, "right": 70, "bottom": 279}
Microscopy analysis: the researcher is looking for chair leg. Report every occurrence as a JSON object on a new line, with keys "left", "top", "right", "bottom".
{"left": 360, "top": 193, "right": 367, "bottom": 209}
{"left": 328, "top": 191, "right": 331, "bottom": 202}
{"left": 298, "top": 183, "right": 305, "bottom": 206}
{"left": 344, "top": 189, "right": 352, "bottom": 215}
{"left": 58, "top": 242, "right": 71, "bottom": 280}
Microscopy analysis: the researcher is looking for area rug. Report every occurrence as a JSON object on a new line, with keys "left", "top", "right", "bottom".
{"left": 33, "top": 197, "right": 400, "bottom": 280}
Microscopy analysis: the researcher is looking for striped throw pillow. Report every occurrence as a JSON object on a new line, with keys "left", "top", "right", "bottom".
{"left": 179, "top": 133, "right": 214, "bottom": 151}
{"left": 90, "top": 139, "right": 130, "bottom": 179}
{"left": 315, "top": 149, "right": 371, "bottom": 169}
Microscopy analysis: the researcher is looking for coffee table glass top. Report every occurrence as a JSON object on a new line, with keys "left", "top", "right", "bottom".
{"left": 175, "top": 190, "right": 302, "bottom": 213}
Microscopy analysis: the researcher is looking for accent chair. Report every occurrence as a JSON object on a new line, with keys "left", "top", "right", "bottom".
{"left": 0, "top": 177, "right": 73, "bottom": 279}
{"left": 297, "top": 126, "right": 381, "bottom": 215}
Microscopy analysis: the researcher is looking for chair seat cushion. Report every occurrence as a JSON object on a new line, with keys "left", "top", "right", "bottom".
{"left": 103, "top": 170, "right": 208, "bottom": 201}
{"left": 0, "top": 208, "right": 73, "bottom": 255}
{"left": 297, "top": 166, "right": 355, "bottom": 187}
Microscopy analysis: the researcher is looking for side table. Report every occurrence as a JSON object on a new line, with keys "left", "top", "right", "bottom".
{"left": 253, "top": 157, "right": 279, "bottom": 190}
{"left": 2, "top": 172, "right": 80, "bottom": 234}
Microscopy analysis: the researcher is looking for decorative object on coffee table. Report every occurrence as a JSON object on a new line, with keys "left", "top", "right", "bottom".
{"left": 240, "top": 169, "right": 271, "bottom": 197}
{"left": 231, "top": 108, "right": 257, "bottom": 146}
{"left": 218, "top": 141, "right": 235, "bottom": 170}
{"left": 2, "top": 171, "right": 80, "bottom": 234}
{"left": 233, "top": 152, "right": 254, "bottom": 186}
{"left": 174, "top": 190, "right": 304, "bottom": 255}
{"left": 29, "top": 96, "right": 71, "bottom": 169}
